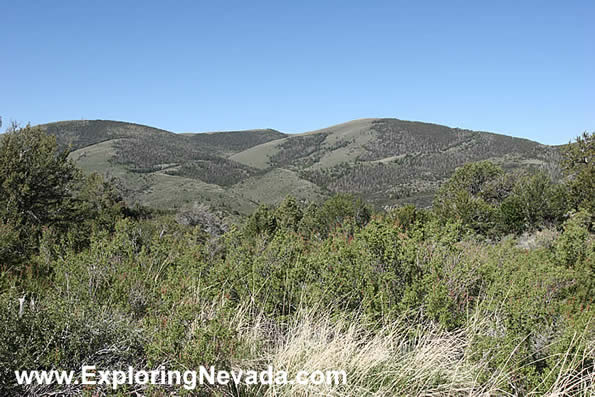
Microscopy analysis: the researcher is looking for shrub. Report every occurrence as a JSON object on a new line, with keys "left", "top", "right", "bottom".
{"left": 0, "top": 290, "right": 145, "bottom": 396}
{"left": 433, "top": 161, "right": 506, "bottom": 235}
{"left": 499, "top": 171, "right": 567, "bottom": 234}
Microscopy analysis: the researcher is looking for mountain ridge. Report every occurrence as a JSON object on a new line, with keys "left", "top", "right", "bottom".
{"left": 37, "top": 118, "right": 557, "bottom": 215}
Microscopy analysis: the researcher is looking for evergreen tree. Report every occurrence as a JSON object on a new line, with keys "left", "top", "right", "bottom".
{"left": 0, "top": 125, "right": 79, "bottom": 264}
{"left": 562, "top": 132, "right": 594, "bottom": 213}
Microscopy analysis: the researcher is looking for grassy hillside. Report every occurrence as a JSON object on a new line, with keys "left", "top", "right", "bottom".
{"left": 43, "top": 118, "right": 557, "bottom": 212}
{"left": 69, "top": 139, "right": 259, "bottom": 215}
{"left": 229, "top": 119, "right": 376, "bottom": 169}
{"left": 231, "top": 168, "right": 327, "bottom": 205}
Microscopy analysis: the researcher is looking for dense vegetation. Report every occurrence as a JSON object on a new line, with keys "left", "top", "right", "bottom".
{"left": 165, "top": 160, "right": 259, "bottom": 187}
{"left": 1, "top": 125, "right": 593, "bottom": 395}
{"left": 364, "top": 119, "right": 544, "bottom": 161}
{"left": 187, "top": 129, "right": 286, "bottom": 156}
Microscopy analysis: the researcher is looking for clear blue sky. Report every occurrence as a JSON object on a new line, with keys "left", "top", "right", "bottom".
{"left": 1, "top": 1, "right": 593, "bottom": 144}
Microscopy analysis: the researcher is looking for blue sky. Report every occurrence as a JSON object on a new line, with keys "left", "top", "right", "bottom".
{"left": 1, "top": 1, "right": 593, "bottom": 144}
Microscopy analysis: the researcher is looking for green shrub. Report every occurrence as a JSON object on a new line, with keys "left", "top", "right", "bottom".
{"left": 0, "top": 291, "right": 145, "bottom": 396}
{"left": 499, "top": 172, "right": 567, "bottom": 234}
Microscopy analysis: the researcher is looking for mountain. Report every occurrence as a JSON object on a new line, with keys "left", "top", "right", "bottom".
{"left": 38, "top": 119, "right": 557, "bottom": 214}
{"left": 231, "top": 118, "right": 557, "bottom": 206}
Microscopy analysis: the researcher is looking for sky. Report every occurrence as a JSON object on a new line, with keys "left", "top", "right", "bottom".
{"left": 1, "top": 1, "right": 593, "bottom": 145}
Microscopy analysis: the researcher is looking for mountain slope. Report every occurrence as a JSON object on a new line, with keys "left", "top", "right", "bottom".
{"left": 40, "top": 118, "right": 557, "bottom": 212}
{"left": 232, "top": 118, "right": 548, "bottom": 170}
{"left": 39, "top": 120, "right": 287, "bottom": 214}
{"left": 39, "top": 120, "right": 173, "bottom": 151}
{"left": 231, "top": 118, "right": 556, "bottom": 206}
{"left": 68, "top": 139, "right": 259, "bottom": 214}
{"left": 230, "top": 119, "right": 376, "bottom": 169}
{"left": 185, "top": 129, "right": 287, "bottom": 156}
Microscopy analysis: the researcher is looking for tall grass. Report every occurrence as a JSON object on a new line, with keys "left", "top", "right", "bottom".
{"left": 229, "top": 304, "right": 594, "bottom": 396}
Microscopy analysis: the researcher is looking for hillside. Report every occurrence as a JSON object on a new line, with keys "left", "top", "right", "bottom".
{"left": 38, "top": 120, "right": 288, "bottom": 214}
{"left": 233, "top": 118, "right": 556, "bottom": 206}
{"left": 39, "top": 118, "right": 556, "bottom": 213}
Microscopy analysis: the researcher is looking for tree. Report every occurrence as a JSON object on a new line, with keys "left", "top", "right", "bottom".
{"left": 313, "top": 194, "right": 372, "bottom": 237}
{"left": 274, "top": 196, "right": 303, "bottom": 232}
{"left": 175, "top": 202, "right": 227, "bottom": 236}
{"left": 499, "top": 171, "right": 567, "bottom": 234}
{"left": 244, "top": 204, "right": 277, "bottom": 237}
{"left": 561, "top": 132, "right": 594, "bottom": 213}
{"left": 433, "top": 161, "right": 508, "bottom": 234}
{"left": 0, "top": 125, "right": 80, "bottom": 264}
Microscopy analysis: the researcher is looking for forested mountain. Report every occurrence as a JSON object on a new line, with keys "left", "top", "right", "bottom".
{"left": 39, "top": 118, "right": 556, "bottom": 214}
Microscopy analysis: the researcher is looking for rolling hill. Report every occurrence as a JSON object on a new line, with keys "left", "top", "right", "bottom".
{"left": 38, "top": 119, "right": 557, "bottom": 215}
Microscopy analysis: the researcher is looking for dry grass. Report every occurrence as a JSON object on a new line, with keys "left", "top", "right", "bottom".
{"left": 228, "top": 304, "right": 594, "bottom": 397}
